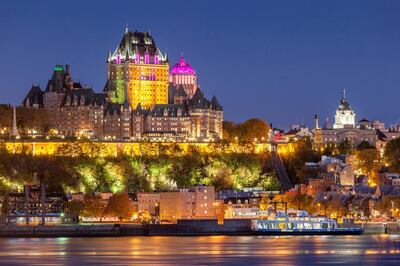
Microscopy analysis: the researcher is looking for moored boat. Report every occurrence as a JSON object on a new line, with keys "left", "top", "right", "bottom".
{"left": 251, "top": 210, "right": 363, "bottom": 235}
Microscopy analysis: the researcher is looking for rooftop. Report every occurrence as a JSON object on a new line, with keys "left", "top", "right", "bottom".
{"left": 171, "top": 56, "right": 196, "bottom": 75}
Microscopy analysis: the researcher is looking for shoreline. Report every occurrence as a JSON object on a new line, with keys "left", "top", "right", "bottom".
{"left": 0, "top": 222, "right": 398, "bottom": 238}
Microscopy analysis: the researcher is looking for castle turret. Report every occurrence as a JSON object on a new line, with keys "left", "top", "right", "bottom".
{"left": 170, "top": 55, "right": 198, "bottom": 99}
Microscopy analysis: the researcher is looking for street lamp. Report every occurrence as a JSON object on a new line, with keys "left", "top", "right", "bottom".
{"left": 323, "top": 196, "right": 327, "bottom": 216}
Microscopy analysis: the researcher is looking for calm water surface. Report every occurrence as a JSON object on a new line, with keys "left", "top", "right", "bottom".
{"left": 0, "top": 235, "right": 399, "bottom": 265}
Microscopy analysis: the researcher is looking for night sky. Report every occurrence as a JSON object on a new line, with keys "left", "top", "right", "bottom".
{"left": 1, "top": 0, "right": 399, "bottom": 128}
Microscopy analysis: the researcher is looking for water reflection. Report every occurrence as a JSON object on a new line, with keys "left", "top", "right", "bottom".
{"left": 0, "top": 235, "right": 399, "bottom": 265}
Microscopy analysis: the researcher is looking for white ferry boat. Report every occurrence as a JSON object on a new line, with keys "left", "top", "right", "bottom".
{"left": 252, "top": 210, "right": 363, "bottom": 235}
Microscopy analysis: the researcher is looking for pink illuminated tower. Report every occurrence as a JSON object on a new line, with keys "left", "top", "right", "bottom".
{"left": 170, "top": 55, "right": 198, "bottom": 99}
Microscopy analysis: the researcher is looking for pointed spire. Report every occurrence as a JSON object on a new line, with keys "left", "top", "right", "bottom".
{"left": 164, "top": 48, "right": 168, "bottom": 62}
{"left": 342, "top": 88, "right": 346, "bottom": 100}
{"left": 10, "top": 106, "right": 19, "bottom": 138}
{"left": 211, "top": 95, "right": 223, "bottom": 111}
{"left": 107, "top": 51, "right": 112, "bottom": 62}
{"left": 125, "top": 24, "right": 129, "bottom": 34}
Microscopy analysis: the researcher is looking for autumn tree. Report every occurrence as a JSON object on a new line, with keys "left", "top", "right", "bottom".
{"left": 283, "top": 138, "right": 320, "bottom": 184}
{"left": 356, "top": 148, "right": 381, "bottom": 184}
{"left": 105, "top": 193, "right": 134, "bottom": 221}
{"left": 384, "top": 137, "right": 400, "bottom": 172}
{"left": 16, "top": 107, "right": 53, "bottom": 135}
{"left": 223, "top": 118, "right": 270, "bottom": 143}
{"left": 377, "top": 196, "right": 400, "bottom": 217}
{"left": 81, "top": 195, "right": 106, "bottom": 219}
{"left": 67, "top": 200, "right": 84, "bottom": 216}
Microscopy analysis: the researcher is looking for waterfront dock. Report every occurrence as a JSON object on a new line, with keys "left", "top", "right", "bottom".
{"left": 0, "top": 220, "right": 399, "bottom": 237}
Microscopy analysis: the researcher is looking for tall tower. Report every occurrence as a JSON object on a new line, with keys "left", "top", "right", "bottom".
{"left": 105, "top": 27, "right": 169, "bottom": 109}
{"left": 314, "top": 114, "right": 319, "bottom": 129}
{"left": 333, "top": 89, "right": 356, "bottom": 129}
{"left": 10, "top": 106, "right": 19, "bottom": 138}
{"left": 170, "top": 55, "right": 198, "bottom": 99}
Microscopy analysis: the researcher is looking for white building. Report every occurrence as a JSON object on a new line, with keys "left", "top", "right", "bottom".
{"left": 333, "top": 89, "right": 356, "bottom": 129}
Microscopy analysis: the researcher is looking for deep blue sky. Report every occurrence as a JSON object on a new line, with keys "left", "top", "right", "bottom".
{"left": 1, "top": 0, "right": 400, "bottom": 128}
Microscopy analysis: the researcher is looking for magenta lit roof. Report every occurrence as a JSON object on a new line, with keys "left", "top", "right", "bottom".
{"left": 171, "top": 57, "right": 196, "bottom": 75}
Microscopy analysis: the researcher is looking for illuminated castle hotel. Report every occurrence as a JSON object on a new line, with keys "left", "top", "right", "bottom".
{"left": 21, "top": 28, "right": 223, "bottom": 142}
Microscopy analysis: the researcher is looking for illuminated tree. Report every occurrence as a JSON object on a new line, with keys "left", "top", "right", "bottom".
{"left": 384, "top": 137, "right": 400, "bottom": 172}
{"left": 105, "top": 193, "right": 134, "bottom": 221}
{"left": 240, "top": 118, "right": 270, "bottom": 142}
{"left": 16, "top": 107, "right": 53, "bottom": 135}
{"left": 356, "top": 149, "right": 381, "bottom": 184}
{"left": 82, "top": 195, "right": 106, "bottom": 219}
{"left": 125, "top": 157, "right": 151, "bottom": 192}
{"left": 56, "top": 142, "right": 84, "bottom": 157}
{"left": 377, "top": 196, "right": 400, "bottom": 217}
{"left": 222, "top": 118, "right": 269, "bottom": 143}
{"left": 283, "top": 138, "right": 320, "bottom": 184}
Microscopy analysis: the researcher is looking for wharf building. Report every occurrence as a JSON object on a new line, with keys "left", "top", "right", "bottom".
{"left": 21, "top": 28, "right": 223, "bottom": 142}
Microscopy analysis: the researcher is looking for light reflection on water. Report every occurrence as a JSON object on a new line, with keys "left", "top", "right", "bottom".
{"left": 0, "top": 235, "right": 399, "bottom": 265}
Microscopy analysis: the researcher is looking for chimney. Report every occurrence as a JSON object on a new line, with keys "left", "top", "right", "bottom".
{"left": 66, "top": 64, "right": 71, "bottom": 76}
{"left": 314, "top": 114, "right": 319, "bottom": 129}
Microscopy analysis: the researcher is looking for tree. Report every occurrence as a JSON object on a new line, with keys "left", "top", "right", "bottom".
{"left": 283, "top": 138, "right": 320, "bottom": 184}
{"left": 357, "top": 140, "right": 375, "bottom": 150}
{"left": 105, "top": 193, "right": 134, "bottom": 221}
{"left": 322, "top": 143, "right": 335, "bottom": 156}
{"left": 1, "top": 194, "right": 9, "bottom": 215}
{"left": 336, "top": 139, "right": 353, "bottom": 155}
{"left": 356, "top": 149, "right": 381, "bottom": 184}
{"left": 55, "top": 142, "right": 84, "bottom": 157}
{"left": 222, "top": 121, "right": 239, "bottom": 141}
{"left": 222, "top": 118, "right": 270, "bottom": 143}
{"left": 384, "top": 137, "right": 400, "bottom": 172}
{"left": 81, "top": 195, "right": 106, "bottom": 219}
{"left": 239, "top": 118, "right": 270, "bottom": 142}
{"left": 377, "top": 196, "right": 400, "bottom": 217}
{"left": 67, "top": 200, "right": 84, "bottom": 216}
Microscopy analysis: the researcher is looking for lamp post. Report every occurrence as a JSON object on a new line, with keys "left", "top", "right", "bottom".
{"left": 324, "top": 196, "right": 327, "bottom": 216}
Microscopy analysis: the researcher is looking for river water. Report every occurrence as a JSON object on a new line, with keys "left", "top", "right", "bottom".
{"left": 0, "top": 235, "right": 399, "bottom": 265}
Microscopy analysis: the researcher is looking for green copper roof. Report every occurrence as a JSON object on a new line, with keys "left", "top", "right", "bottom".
{"left": 54, "top": 65, "right": 64, "bottom": 71}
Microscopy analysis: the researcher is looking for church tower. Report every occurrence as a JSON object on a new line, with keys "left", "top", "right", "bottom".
{"left": 105, "top": 27, "right": 169, "bottom": 109}
{"left": 333, "top": 89, "right": 356, "bottom": 129}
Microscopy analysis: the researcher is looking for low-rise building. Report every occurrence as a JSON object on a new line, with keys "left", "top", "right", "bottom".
{"left": 5, "top": 184, "right": 66, "bottom": 224}
{"left": 159, "top": 185, "right": 215, "bottom": 221}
